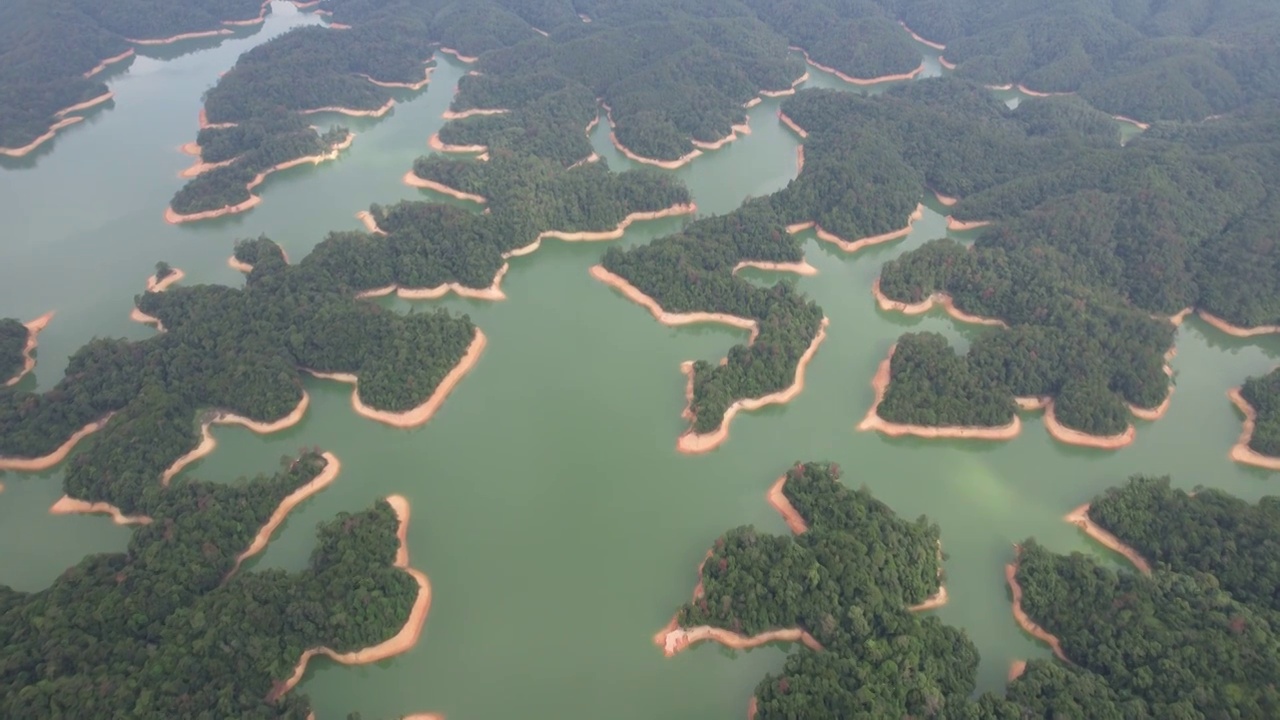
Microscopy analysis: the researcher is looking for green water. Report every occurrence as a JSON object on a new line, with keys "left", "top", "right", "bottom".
{"left": 2, "top": 5, "right": 1278, "bottom": 717}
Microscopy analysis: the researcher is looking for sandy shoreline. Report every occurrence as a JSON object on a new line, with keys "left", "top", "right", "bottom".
{"left": 1008, "top": 660, "right": 1027, "bottom": 682}
{"left": 303, "top": 330, "right": 486, "bottom": 429}
{"left": 1006, "top": 555, "right": 1071, "bottom": 663}
{"left": 301, "top": 99, "right": 395, "bottom": 117}
{"left": 166, "top": 133, "right": 354, "bottom": 223}
{"left": 857, "top": 345, "right": 1022, "bottom": 441}
{"left": 0, "top": 90, "right": 113, "bottom": 158}
{"left": 932, "top": 188, "right": 958, "bottom": 207}
{"left": 1017, "top": 84, "right": 1072, "bottom": 98}
{"left": 946, "top": 216, "right": 991, "bottom": 231}
{"left": 269, "top": 493, "right": 432, "bottom": 702}
{"left": 84, "top": 49, "right": 136, "bottom": 78}
{"left": 777, "top": 110, "right": 808, "bottom": 138}
{"left": 438, "top": 47, "right": 478, "bottom": 63}
{"left": 1198, "top": 310, "right": 1280, "bottom": 337}
{"left": 428, "top": 132, "right": 488, "bottom": 154}
{"left": 49, "top": 496, "right": 152, "bottom": 525}
{"left": 733, "top": 259, "right": 817, "bottom": 276}
{"left": 222, "top": 0, "right": 272, "bottom": 26}
{"left": 1065, "top": 503, "right": 1152, "bottom": 574}
{"left": 1113, "top": 114, "right": 1150, "bottom": 130}
{"left": 226, "top": 451, "right": 341, "bottom": 577}
{"left": 160, "top": 392, "right": 311, "bottom": 487}
{"left": 179, "top": 154, "right": 236, "bottom": 178}
{"left": 939, "top": 57, "right": 957, "bottom": 70}
{"left": 198, "top": 108, "right": 237, "bottom": 130}
{"left": 1227, "top": 387, "right": 1280, "bottom": 471}
{"left": 872, "top": 277, "right": 1006, "bottom": 327}
{"left": 126, "top": 29, "right": 233, "bottom": 45}
{"left": 759, "top": 70, "right": 810, "bottom": 100}
{"left": 794, "top": 47, "right": 924, "bottom": 85}
{"left": 146, "top": 267, "right": 186, "bottom": 293}
{"left": 691, "top": 119, "right": 751, "bottom": 151}
{"left": 356, "top": 210, "right": 385, "bottom": 235}
{"left": 1042, "top": 402, "right": 1135, "bottom": 449}
{"left": 591, "top": 264, "right": 759, "bottom": 340}
{"left": 790, "top": 204, "right": 924, "bottom": 254}
{"left": 361, "top": 65, "right": 433, "bottom": 90}
{"left": 602, "top": 103, "right": 703, "bottom": 169}
{"left": 4, "top": 311, "right": 55, "bottom": 388}
{"left": 401, "top": 172, "right": 487, "bottom": 203}
{"left": 677, "top": 318, "right": 829, "bottom": 454}
{"left": 767, "top": 474, "right": 809, "bottom": 534}
{"left": 0, "top": 415, "right": 112, "bottom": 472}
{"left": 900, "top": 22, "right": 946, "bottom": 50}
{"left": 356, "top": 267, "right": 509, "bottom": 301}
{"left": 442, "top": 107, "right": 509, "bottom": 120}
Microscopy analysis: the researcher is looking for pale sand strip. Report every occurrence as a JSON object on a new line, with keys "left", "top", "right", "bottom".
{"left": 356, "top": 268, "right": 508, "bottom": 302}
{"left": 84, "top": 49, "right": 136, "bottom": 78}
{"left": 759, "top": 71, "right": 809, "bottom": 99}
{"left": 1006, "top": 555, "right": 1071, "bottom": 663}
{"left": 160, "top": 392, "right": 311, "bottom": 487}
{"left": 300, "top": 99, "right": 395, "bottom": 118}
{"left": 1113, "top": 115, "right": 1150, "bottom": 131}
{"left": 795, "top": 145, "right": 804, "bottom": 174}
{"left": 946, "top": 216, "right": 990, "bottom": 231}
{"left": 439, "top": 47, "right": 478, "bottom": 63}
{"left": 602, "top": 103, "right": 702, "bottom": 169}
{"left": 733, "top": 259, "right": 817, "bottom": 276}
{"left": 792, "top": 47, "right": 924, "bottom": 85}
{"left": 1126, "top": 346, "right": 1176, "bottom": 421}
{"left": 126, "top": 29, "right": 233, "bottom": 45}
{"left": 788, "top": 204, "right": 924, "bottom": 253}
{"left": 179, "top": 156, "right": 236, "bottom": 178}
{"left": 1227, "top": 388, "right": 1280, "bottom": 471}
{"left": 590, "top": 265, "right": 760, "bottom": 341}
{"left": 939, "top": 57, "right": 957, "bottom": 70}
{"left": 986, "top": 84, "right": 1014, "bottom": 91}
{"left": 270, "top": 494, "right": 432, "bottom": 701}
{"left": 900, "top": 22, "right": 946, "bottom": 50}
{"left": 0, "top": 415, "right": 112, "bottom": 472}
{"left": 777, "top": 110, "right": 808, "bottom": 138}
{"left": 54, "top": 91, "right": 114, "bottom": 118}
{"left": 872, "top": 277, "right": 1007, "bottom": 327}
{"left": 932, "top": 188, "right": 958, "bottom": 207}
{"left": 1017, "top": 84, "right": 1072, "bottom": 98}
{"left": 692, "top": 119, "right": 751, "bottom": 151}
{"left": 356, "top": 210, "right": 385, "bottom": 235}
{"left": 166, "top": 134, "right": 355, "bottom": 223}
{"left": 401, "top": 172, "right": 487, "bottom": 203}
{"left": 677, "top": 318, "right": 828, "bottom": 454}
{"left": 0, "top": 118, "right": 85, "bottom": 157}
{"left": 198, "top": 108, "right": 237, "bottom": 130}
{"left": 228, "top": 254, "right": 256, "bottom": 274}
{"left": 302, "top": 330, "right": 486, "bottom": 429}
{"left": 226, "top": 451, "right": 341, "bottom": 577}
{"left": 1008, "top": 660, "right": 1028, "bottom": 682}
{"left": 767, "top": 474, "right": 808, "bottom": 534}
{"left": 442, "top": 107, "right": 509, "bottom": 120}
{"left": 744, "top": 97, "right": 762, "bottom": 109}
{"left": 857, "top": 345, "right": 1022, "bottom": 441}
{"left": 4, "top": 311, "right": 55, "bottom": 388}
{"left": 1065, "top": 503, "right": 1152, "bottom": 574}
{"left": 327, "top": 22, "right": 352, "bottom": 30}
{"left": 1042, "top": 402, "right": 1134, "bottom": 449}
{"left": 1199, "top": 310, "right": 1280, "bottom": 338}
{"left": 428, "top": 133, "right": 488, "bottom": 154}
{"left": 49, "top": 497, "right": 152, "bottom": 525}
{"left": 130, "top": 267, "right": 187, "bottom": 331}
{"left": 361, "top": 65, "right": 433, "bottom": 90}
{"left": 222, "top": 0, "right": 272, "bottom": 26}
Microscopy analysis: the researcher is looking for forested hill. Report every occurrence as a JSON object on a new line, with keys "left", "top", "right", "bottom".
{"left": 0, "top": 237, "right": 476, "bottom": 517}
{"left": 683, "top": 469, "right": 1280, "bottom": 718}
{"left": 777, "top": 79, "right": 1280, "bottom": 437}
{"left": 881, "top": 0, "right": 1280, "bottom": 123}
{"left": 0, "top": 319, "right": 28, "bottom": 384}
{"left": 0, "top": 0, "right": 270, "bottom": 153}
{"left": 0, "top": 452, "right": 425, "bottom": 719}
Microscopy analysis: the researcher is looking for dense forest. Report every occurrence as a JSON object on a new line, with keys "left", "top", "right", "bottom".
{"left": 879, "top": 0, "right": 1280, "bottom": 123}
{"left": 0, "top": 452, "right": 424, "bottom": 719}
{"left": 775, "top": 80, "right": 1280, "bottom": 436}
{"left": 877, "top": 333, "right": 1017, "bottom": 429}
{"left": 0, "top": 236, "right": 475, "bottom": 515}
{"left": 676, "top": 468, "right": 1280, "bottom": 717}
{"left": 0, "top": 319, "right": 28, "bottom": 384}
{"left": 1240, "top": 368, "right": 1280, "bottom": 457}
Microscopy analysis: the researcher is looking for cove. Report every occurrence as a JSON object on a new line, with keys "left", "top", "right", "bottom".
{"left": 2, "top": 12, "right": 1279, "bottom": 720}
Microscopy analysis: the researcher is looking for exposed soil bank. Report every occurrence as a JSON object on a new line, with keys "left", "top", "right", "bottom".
{"left": 1112, "top": 115, "right": 1150, "bottom": 131}
{"left": 590, "top": 264, "right": 758, "bottom": 340}
{"left": 1006, "top": 555, "right": 1071, "bottom": 663}
{"left": 226, "top": 451, "right": 341, "bottom": 577}
{"left": 126, "top": 29, "right": 233, "bottom": 45}
{"left": 767, "top": 474, "right": 809, "bottom": 534}
{"left": 146, "top": 267, "right": 186, "bottom": 293}
{"left": 789, "top": 204, "right": 924, "bottom": 253}
{"left": 0, "top": 91, "right": 113, "bottom": 158}
{"left": 1017, "top": 84, "right": 1072, "bottom": 98}
{"left": 872, "top": 277, "right": 1006, "bottom": 327}
{"left": 1008, "top": 660, "right": 1027, "bottom": 682}
{"left": 269, "top": 494, "right": 432, "bottom": 702}
{"left": 428, "top": 132, "right": 488, "bottom": 154}
{"left": 900, "top": 22, "right": 946, "bottom": 50}
{"left": 49, "top": 497, "right": 152, "bottom": 525}
{"left": 442, "top": 107, "right": 509, "bottom": 120}
{"left": 439, "top": 47, "right": 477, "bottom": 63}
{"left": 1065, "top": 504, "right": 1152, "bottom": 574}
{"left": 166, "top": 133, "right": 355, "bottom": 223}
{"left": 361, "top": 65, "right": 433, "bottom": 90}
{"left": 691, "top": 119, "right": 752, "bottom": 151}
{"left": 401, "top": 172, "right": 487, "bottom": 203}
{"left": 355, "top": 268, "right": 508, "bottom": 302}
{"left": 1199, "top": 310, "right": 1280, "bottom": 338}
{"left": 946, "top": 216, "right": 990, "bottom": 231}
{"left": 677, "top": 318, "right": 829, "bottom": 454}
{"left": 222, "top": 0, "right": 272, "bottom": 26}
{"left": 302, "top": 330, "right": 486, "bottom": 428}
{"left": 4, "top": 311, "right": 55, "bottom": 387}
{"left": 858, "top": 345, "right": 1022, "bottom": 441}
{"left": 733, "top": 259, "right": 817, "bottom": 276}
{"left": 160, "top": 392, "right": 311, "bottom": 487}
{"left": 55, "top": 91, "right": 115, "bottom": 119}
{"left": 0, "top": 415, "right": 112, "bottom": 472}
{"left": 84, "top": 49, "right": 136, "bottom": 78}
{"left": 792, "top": 47, "right": 925, "bottom": 85}
{"left": 760, "top": 71, "right": 810, "bottom": 99}
{"left": 1042, "top": 402, "right": 1135, "bottom": 450}
{"left": 908, "top": 584, "right": 949, "bottom": 612}
{"left": 777, "top": 110, "right": 808, "bottom": 138}
{"left": 932, "top": 188, "right": 958, "bottom": 207}
{"left": 939, "top": 57, "right": 957, "bottom": 70}
{"left": 301, "top": 99, "right": 395, "bottom": 118}
{"left": 198, "top": 108, "right": 237, "bottom": 130}
{"left": 602, "top": 103, "right": 703, "bottom": 169}
{"left": 1227, "top": 388, "right": 1280, "bottom": 471}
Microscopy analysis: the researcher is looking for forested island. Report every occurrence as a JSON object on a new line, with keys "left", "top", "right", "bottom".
{"left": 0, "top": 313, "right": 53, "bottom": 388}
{"left": 0, "top": 235, "right": 480, "bottom": 515}
{"left": 769, "top": 78, "right": 1280, "bottom": 442}
{"left": 663, "top": 468, "right": 1280, "bottom": 717}
{"left": 0, "top": 0, "right": 278, "bottom": 156}
{"left": 1231, "top": 368, "right": 1280, "bottom": 468}
{"left": 0, "top": 451, "right": 433, "bottom": 719}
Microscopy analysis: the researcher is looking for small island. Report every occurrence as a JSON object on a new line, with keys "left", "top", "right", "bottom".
{"left": 0, "top": 311, "right": 55, "bottom": 388}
